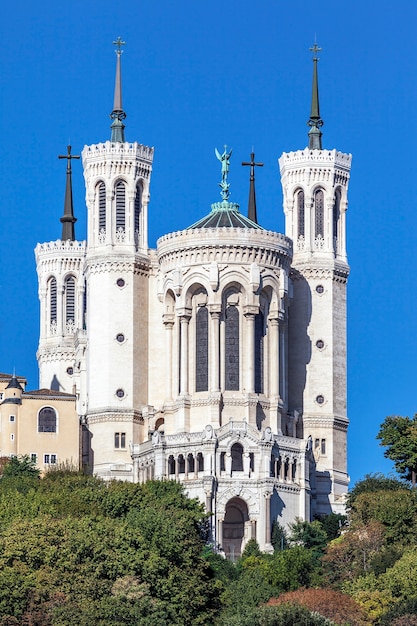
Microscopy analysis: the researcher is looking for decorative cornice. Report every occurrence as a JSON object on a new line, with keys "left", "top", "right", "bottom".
{"left": 303, "top": 415, "right": 349, "bottom": 431}
{"left": 87, "top": 410, "right": 143, "bottom": 424}
{"left": 290, "top": 262, "right": 349, "bottom": 282}
{"left": 157, "top": 228, "right": 292, "bottom": 272}
{"left": 85, "top": 256, "right": 150, "bottom": 276}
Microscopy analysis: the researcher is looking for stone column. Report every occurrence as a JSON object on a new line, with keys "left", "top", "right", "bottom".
{"left": 218, "top": 518, "right": 223, "bottom": 549}
{"left": 264, "top": 491, "right": 272, "bottom": 546}
{"left": 39, "top": 287, "right": 47, "bottom": 340}
{"left": 57, "top": 281, "right": 64, "bottom": 335}
{"left": 244, "top": 312, "right": 255, "bottom": 393}
{"left": 279, "top": 315, "right": 287, "bottom": 404}
{"left": 209, "top": 308, "right": 221, "bottom": 392}
{"left": 163, "top": 315, "right": 174, "bottom": 400}
{"left": 251, "top": 519, "right": 257, "bottom": 540}
{"left": 179, "top": 312, "right": 191, "bottom": 395}
{"left": 269, "top": 317, "right": 279, "bottom": 398}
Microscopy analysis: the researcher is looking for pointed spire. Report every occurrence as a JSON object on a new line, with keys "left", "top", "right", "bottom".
{"left": 307, "top": 41, "right": 324, "bottom": 150}
{"left": 242, "top": 150, "right": 264, "bottom": 224}
{"left": 110, "top": 37, "right": 127, "bottom": 142}
{"left": 58, "top": 146, "right": 80, "bottom": 241}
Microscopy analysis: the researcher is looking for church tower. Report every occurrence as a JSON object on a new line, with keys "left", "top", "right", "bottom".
{"left": 279, "top": 44, "right": 351, "bottom": 515}
{"left": 36, "top": 146, "right": 87, "bottom": 406}
{"left": 82, "top": 39, "right": 154, "bottom": 477}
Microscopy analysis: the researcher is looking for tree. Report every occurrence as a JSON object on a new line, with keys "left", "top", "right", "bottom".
{"left": 377, "top": 415, "right": 417, "bottom": 486}
{"left": 1, "top": 455, "right": 40, "bottom": 480}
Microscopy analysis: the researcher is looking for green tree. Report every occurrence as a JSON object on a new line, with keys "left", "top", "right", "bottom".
{"left": 377, "top": 415, "right": 417, "bottom": 486}
{"left": 1, "top": 455, "right": 40, "bottom": 479}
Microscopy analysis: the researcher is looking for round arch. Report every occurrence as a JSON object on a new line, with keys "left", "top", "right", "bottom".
{"left": 222, "top": 497, "right": 249, "bottom": 561}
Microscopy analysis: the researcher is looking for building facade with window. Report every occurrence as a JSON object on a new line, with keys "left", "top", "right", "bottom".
{"left": 34, "top": 43, "right": 351, "bottom": 556}
{"left": 0, "top": 374, "right": 80, "bottom": 473}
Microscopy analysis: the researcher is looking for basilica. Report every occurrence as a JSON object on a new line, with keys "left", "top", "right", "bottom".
{"left": 31, "top": 40, "right": 351, "bottom": 556}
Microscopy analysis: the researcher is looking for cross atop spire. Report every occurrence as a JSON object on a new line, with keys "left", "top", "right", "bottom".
{"left": 110, "top": 37, "right": 127, "bottom": 142}
{"left": 307, "top": 40, "right": 324, "bottom": 150}
{"left": 242, "top": 150, "right": 263, "bottom": 224}
{"left": 58, "top": 145, "right": 80, "bottom": 241}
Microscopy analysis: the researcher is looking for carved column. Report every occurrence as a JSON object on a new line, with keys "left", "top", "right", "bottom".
{"left": 279, "top": 314, "right": 287, "bottom": 404}
{"left": 218, "top": 518, "right": 223, "bottom": 549}
{"left": 264, "top": 491, "right": 272, "bottom": 546}
{"left": 269, "top": 316, "right": 279, "bottom": 398}
{"left": 244, "top": 311, "right": 255, "bottom": 393}
{"left": 163, "top": 315, "right": 174, "bottom": 400}
{"left": 209, "top": 308, "right": 221, "bottom": 392}
{"left": 39, "top": 287, "right": 47, "bottom": 339}
{"left": 57, "top": 281, "right": 64, "bottom": 335}
{"left": 179, "top": 312, "right": 191, "bottom": 395}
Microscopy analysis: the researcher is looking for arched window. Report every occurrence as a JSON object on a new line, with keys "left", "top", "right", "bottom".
{"left": 195, "top": 306, "right": 208, "bottom": 392}
{"left": 168, "top": 455, "right": 175, "bottom": 475}
{"left": 231, "top": 443, "right": 243, "bottom": 471}
{"left": 38, "top": 407, "right": 57, "bottom": 433}
{"left": 297, "top": 189, "right": 305, "bottom": 238}
{"left": 98, "top": 182, "right": 106, "bottom": 232}
{"left": 65, "top": 276, "right": 76, "bottom": 325}
{"left": 115, "top": 180, "right": 126, "bottom": 231}
{"left": 49, "top": 277, "right": 57, "bottom": 326}
{"left": 197, "top": 452, "right": 204, "bottom": 472}
{"left": 314, "top": 189, "right": 324, "bottom": 238}
{"left": 254, "top": 312, "right": 264, "bottom": 393}
{"left": 134, "top": 184, "right": 142, "bottom": 234}
{"left": 187, "top": 453, "right": 195, "bottom": 473}
{"left": 333, "top": 189, "right": 341, "bottom": 253}
{"left": 178, "top": 454, "right": 185, "bottom": 474}
{"left": 225, "top": 305, "right": 239, "bottom": 390}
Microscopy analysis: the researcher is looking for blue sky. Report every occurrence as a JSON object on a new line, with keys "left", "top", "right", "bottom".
{"left": 1, "top": 0, "right": 416, "bottom": 486}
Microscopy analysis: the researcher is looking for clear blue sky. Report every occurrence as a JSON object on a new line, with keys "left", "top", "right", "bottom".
{"left": 1, "top": 0, "right": 416, "bottom": 487}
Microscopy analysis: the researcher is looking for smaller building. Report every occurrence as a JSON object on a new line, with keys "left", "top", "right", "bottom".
{"left": 0, "top": 373, "right": 80, "bottom": 473}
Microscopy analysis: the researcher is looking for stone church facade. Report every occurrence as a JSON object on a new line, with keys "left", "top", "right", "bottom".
{"left": 35, "top": 41, "right": 351, "bottom": 556}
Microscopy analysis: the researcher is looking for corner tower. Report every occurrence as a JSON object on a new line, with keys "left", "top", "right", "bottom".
{"left": 82, "top": 39, "right": 154, "bottom": 478}
{"left": 279, "top": 43, "right": 351, "bottom": 515}
{"left": 36, "top": 146, "right": 87, "bottom": 401}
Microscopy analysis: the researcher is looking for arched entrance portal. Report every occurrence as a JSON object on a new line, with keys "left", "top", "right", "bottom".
{"left": 223, "top": 497, "right": 249, "bottom": 561}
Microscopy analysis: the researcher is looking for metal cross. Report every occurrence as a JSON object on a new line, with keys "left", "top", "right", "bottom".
{"left": 242, "top": 151, "right": 264, "bottom": 181}
{"left": 58, "top": 145, "right": 80, "bottom": 171}
{"left": 310, "top": 41, "right": 321, "bottom": 61}
{"left": 113, "top": 36, "right": 126, "bottom": 55}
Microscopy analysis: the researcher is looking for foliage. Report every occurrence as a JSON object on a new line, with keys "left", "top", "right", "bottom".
{"left": 1, "top": 455, "right": 40, "bottom": 479}
{"left": 322, "top": 521, "right": 385, "bottom": 584}
{"left": 0, "top": 473, "right": 220, "bottom": 625}
{"left": 315, "top": 513, "right": 347, "bottom": 541}
{"left": 346, "top": 473, "right": 409, "bottom": 510}
{"left": 271, "top": 521, "right": 288, "bottom": 552}
{"left": 349, "top": 489, "right": 417, "bottom": 545}
{"left": 378, "top": 597, "right": 417, "bottom": 625}
{"left": 219, "top": 602, "right": 337, "bottom": 626}
{"left": 268, "top": 588, "right": 370, "bottom": 626}
{"left": 377, "top": 415, "right": 417, "bottom": 486}
{"left": 288, "top": 518, "right": 328, "bottom": 554}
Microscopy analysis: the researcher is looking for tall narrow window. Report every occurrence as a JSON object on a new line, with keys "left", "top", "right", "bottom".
{"left": 65, "top": 276, "right": 76, "bottom": 326}
{"left": 49, "top": 277, "right": 57, "bottom": 326}
{"left": 315, "top": 189, "right": 324, "bottom": 238}
{"left": 231, "top": 443, "right": 243, "bottom": 471}
{"left": 134, "top": 184, "right": 142, "bottom": 234}
{"left": 333, "top": 189, "right": 341, "bottom": 254}
{"left": 225, "top": 306, "right": 239, "bottom": 391}
{"left": 254, "top": 312, "right": 264, "bottom": 393}
{"left": 297, "top": 189, "right": 305, "bottom": 238}
{"left": 98, "top": 182, "right": 106, "bottom": 232}
{"left": 195, "top": 306, "right": 208, "bottom": 391}
{"left": 115, "top": 181, "right": 126, "bottom": 231}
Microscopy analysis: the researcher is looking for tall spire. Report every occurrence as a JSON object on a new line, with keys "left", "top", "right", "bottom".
{"left": 58, "top": 145, "right": 80, "bottom": 241}
{"left": 307, "top": 41, "right": 324, "bottom": 150}
{"left": 110, "top": 37, "right": 127, "bottom": 143}
{"left": 242, "top": 150, "right": 264, "bottom": 224}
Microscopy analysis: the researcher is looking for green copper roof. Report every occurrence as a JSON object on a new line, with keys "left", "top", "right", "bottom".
{"left": 187, "top": 201, "right": 263, "bottom": 230}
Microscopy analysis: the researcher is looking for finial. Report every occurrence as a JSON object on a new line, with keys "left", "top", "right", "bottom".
{"left": 215, "top": 146, "right": 233, "bottom": 201}
{"left": 58, "top": 145, "right": 80, "bottom": 241}
{"left": 110, "top": 37, "right": 127, "bottom": 142}
{"left": 242, "top": 150, "right": 263, "bottom": 224}
{"left": 307, "top": 40, "right": 324, "bottom": 150}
